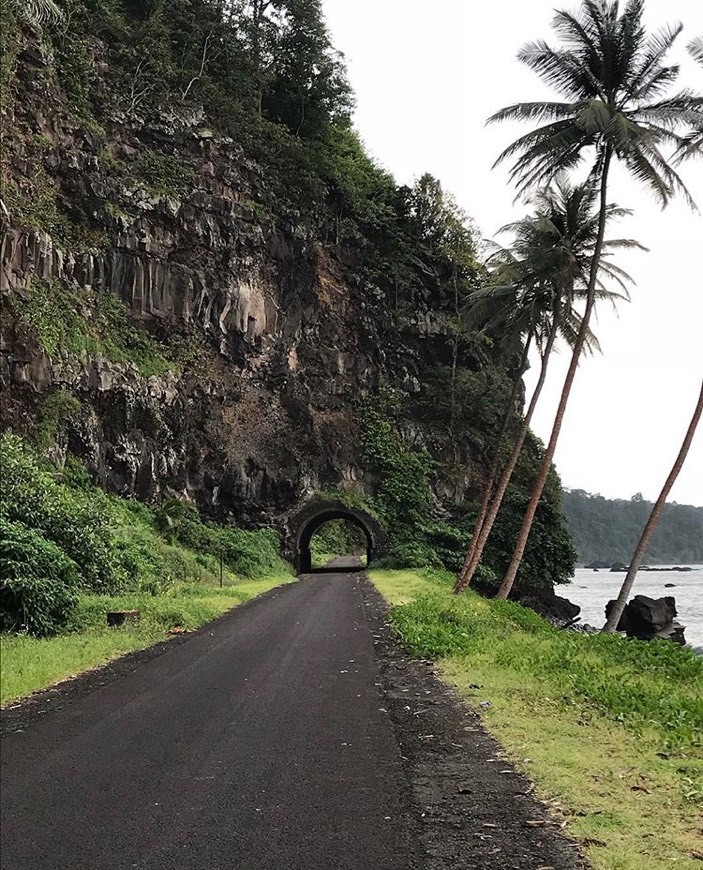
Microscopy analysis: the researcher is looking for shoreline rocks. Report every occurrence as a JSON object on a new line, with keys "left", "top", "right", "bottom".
{"left": 604, "top": 595, "right": 687, "bottom": 645}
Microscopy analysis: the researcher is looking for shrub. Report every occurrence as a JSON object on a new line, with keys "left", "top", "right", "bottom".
{"left": 154, "top": 498, "right": 287, "bottom": 578}
{"left": 0, "top": 519, "right": 80, "bottom": 636}
{"left": 1, "top": 434, "right": 126, "bottom": 593}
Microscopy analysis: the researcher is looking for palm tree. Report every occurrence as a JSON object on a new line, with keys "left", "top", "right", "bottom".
{"left": 675, "top": 37, "right": 703, "bottom": 160}
{"left": 454, "top": 177, "right": 637, "bottom": 594}
{"left": 688, "top": 36, "right": 703, "bottom": 66}
{"left": 9, "top": 0, "right": 62, "bottom": 28}
{"left": 488, "top": 0, "right": 700, "bottom": 601}
{"left": 602, "top": 378, "right": 703, "bottom": 633}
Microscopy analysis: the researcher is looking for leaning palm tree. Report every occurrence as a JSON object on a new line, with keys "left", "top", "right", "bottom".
{"left": 454, "top": 177, "right": 638, "bottom": 594}
{"left": 488, "top": 0, "right": 700, "bottom": 601}
{"left": 603, "top": 378, "right": 703, "bottom": 632}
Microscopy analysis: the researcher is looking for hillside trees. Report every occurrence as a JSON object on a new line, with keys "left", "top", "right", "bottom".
{"left": 562, "top": 490, "right": 703, "bottom": 563}
{"left": 485, "top": 0, "right": 701, "bottom": 601}
{"left": 40, "top": 0, "right": 350, "bottom": 139}
{"left": 454, "top": 177, "right": 638, "bottom": 594}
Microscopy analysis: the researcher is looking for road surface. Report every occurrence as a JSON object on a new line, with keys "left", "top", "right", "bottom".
{"left": 1, "top": 573, "right": 418, "bottom": 870}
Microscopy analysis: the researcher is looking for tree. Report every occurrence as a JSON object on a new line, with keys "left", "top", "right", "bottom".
{"left": 603, "top": 378, "right": 703, "bottom": 632}
{"left": 8, "top": 0, "right": 62, "bottom": 28}
{"left": 407, "top": 174, "right": 480, "bottom": 426}
{"left": 454, "top": 177, "right": 637, "bottom": 593}
{"left": 488, "top": 0, "right": 700, "bottom": 601}
{"left": 675, "top": 37, "right": 703, "bottom": 160}
{"left": 262, "top": 0, "right": 352, "bottom": 137}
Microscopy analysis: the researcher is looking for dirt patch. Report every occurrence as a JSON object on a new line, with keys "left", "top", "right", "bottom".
{"left": 361, "top": 576, "right": 588, "bottom": 870}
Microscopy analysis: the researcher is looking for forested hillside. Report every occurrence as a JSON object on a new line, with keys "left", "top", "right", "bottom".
{"left": 562, "top": 490, "right": 703, "bottom": 565}
{"left": 0, "top": 0, "right": 579, "bottom": 633}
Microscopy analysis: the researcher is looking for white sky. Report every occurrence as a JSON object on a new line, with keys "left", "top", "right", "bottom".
{"left": 323, "top": 0, "right": 703, "bottom": 507}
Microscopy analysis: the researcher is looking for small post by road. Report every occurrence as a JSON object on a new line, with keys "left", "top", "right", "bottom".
{"left": 219, "top": 547, "right": 224, "bottom": 588}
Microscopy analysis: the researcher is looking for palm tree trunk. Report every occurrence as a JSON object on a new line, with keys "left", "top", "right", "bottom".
{"left": 495, "top": 150, "right": 613, "bottom": 600}
{"left": 450, "top": 261, "right": 460, "bottom": 431}
{"left": 454, "top": 335, "right": 532, "bottom": 589}
{"left": 454, "top": 321, "right": 557, "bottom": 593}
{"left": 602, "top": 378, "right": 703, "bottom": 633}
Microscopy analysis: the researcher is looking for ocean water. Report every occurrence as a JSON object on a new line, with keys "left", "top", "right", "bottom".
{"left": 564, "top": 565, "right": 703, "bottom": 649}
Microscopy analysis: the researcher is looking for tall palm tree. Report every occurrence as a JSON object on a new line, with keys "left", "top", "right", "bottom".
{"left": 488, "top": 0, "right": 700, "bottom": 601}
{"left": 454, "top": 178, "right": 637, "bottom": 594}
{"left": 602, "top": 378, "right": 703, "bottom": 633}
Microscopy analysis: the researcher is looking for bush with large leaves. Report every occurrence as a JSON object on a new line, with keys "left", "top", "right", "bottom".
{"left": 0, "top": 518, "right": 80, "bottom": 636}
{"left": 0, "top": 434, "right": 126, "bottom": 593}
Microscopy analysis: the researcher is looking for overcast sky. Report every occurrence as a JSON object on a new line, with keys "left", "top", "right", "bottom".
{"left": 323, "top": 0, "right": 703, "bottom": 507}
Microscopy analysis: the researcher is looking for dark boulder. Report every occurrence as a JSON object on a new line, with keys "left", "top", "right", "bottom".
{"left": 605, "top": 595, "right": 686, "bottom": 644}
{"left": 519, "top": 590, "right": 580, "bottom": 622}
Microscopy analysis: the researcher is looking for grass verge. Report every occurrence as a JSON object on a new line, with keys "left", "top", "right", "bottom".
{"left": 1, "top": 574, "right": 293, "bottom": 705}
{"left": 370, "top": 568, "right": 703, "bottom": 870}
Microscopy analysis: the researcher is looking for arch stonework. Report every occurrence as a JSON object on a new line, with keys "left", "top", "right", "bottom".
{"left": 282, "top": 497, "right": 390, "bottom": 574}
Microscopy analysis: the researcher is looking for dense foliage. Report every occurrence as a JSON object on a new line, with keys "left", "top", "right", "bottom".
{"left": 361, "top": 395, "right": 577, "bottom": 591}
{"left": 0, "top": 435, "right": 288, "bottom": 635}
{"left": 563, "top": 489, "right": 703, "bottom": 565}
{"left": 309, "top": 519, "right": 367, "bottom": 566}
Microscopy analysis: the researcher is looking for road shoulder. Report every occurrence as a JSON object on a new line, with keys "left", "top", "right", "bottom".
{"left": 361, "top": 575, "right": 587, "bottom": 870}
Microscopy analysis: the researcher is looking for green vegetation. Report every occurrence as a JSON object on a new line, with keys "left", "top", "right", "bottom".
{"left": 0, "top": 434, "right": 291, "bottom": 639}
{"left": 309, "top": 519, "right": 367, "bottom": 568}
{"left": 132, "top": 152, "right": 194, "bottom": 197}
{"left": 361, "top": 393, "right": 577, "bottom": 593}
{"left": 371, "top": 568, "right": 703, "bottom": 868}
{"left": 563, "top": 489, "right": 703, "bottom": 565}
{"left": 35, "top": 390, "right": 82, "bottom": 451}
{"left": 22, "top": 277, "right": 176, "bottom": 376}
{"left": 0, "top": 4, "right": 19, "bottom": 99}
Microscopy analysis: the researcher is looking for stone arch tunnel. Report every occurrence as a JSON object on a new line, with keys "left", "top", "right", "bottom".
{"left": 283, "top": 497, "right": 389, "bottom": 575}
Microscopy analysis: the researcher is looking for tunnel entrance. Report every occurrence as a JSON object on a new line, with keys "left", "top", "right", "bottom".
{"left": 284, "top": 498, "right": 390, "bottom": 575}
{"left": 309, "top": 518, "right": 369, "bottom": 571}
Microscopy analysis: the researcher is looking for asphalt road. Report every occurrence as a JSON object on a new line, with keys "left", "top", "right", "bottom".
{"left": 1, "top": 574, "right": 417, "bottom": 870}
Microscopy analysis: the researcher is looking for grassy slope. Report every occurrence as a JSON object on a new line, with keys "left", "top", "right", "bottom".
{"left": 1, "top": 575, "right": 294, "bottom": 705}
{"left": 0, "top": 435, "right": 295, "bottom": 704}
{"left": 370, "top": 568, "right": 703, "bottom": 870}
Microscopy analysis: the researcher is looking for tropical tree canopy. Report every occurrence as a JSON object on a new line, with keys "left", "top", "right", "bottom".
{"left": 675, "top": 36, "right": 703, "bottom": 160}
{"left": 452, "top": 177, "right": 640, "bottom": 595}
{"left": 489, "top": 0, "right": 702, "bottom": 205}
{"left": 470, "top": 177, "right": 638, "bottom": 359}
{"left": 485, "top": 0, "right": 700, "bottom": 601}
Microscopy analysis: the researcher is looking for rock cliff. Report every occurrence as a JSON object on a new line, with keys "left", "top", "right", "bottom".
{"left": 0, "top": 4, "right": 576, "bottom": 593}
{"left": 1, "top": 26, "right": 474, "bottom": 525}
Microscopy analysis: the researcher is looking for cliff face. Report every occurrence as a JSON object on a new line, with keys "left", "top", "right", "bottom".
{"left": 1, "top": 26, "right": 474, "bottom": 526}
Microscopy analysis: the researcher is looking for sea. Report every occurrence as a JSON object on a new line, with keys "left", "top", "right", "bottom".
{"left": 565, "top": 565, "right": 703, "bottom": 650}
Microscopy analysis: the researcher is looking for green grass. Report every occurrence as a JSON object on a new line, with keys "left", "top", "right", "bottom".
{"left": 1, "top": 574, "right": 293, "bottom": 705}
{"left": 370, "top": 568, "right": 703, "bottom": 870}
